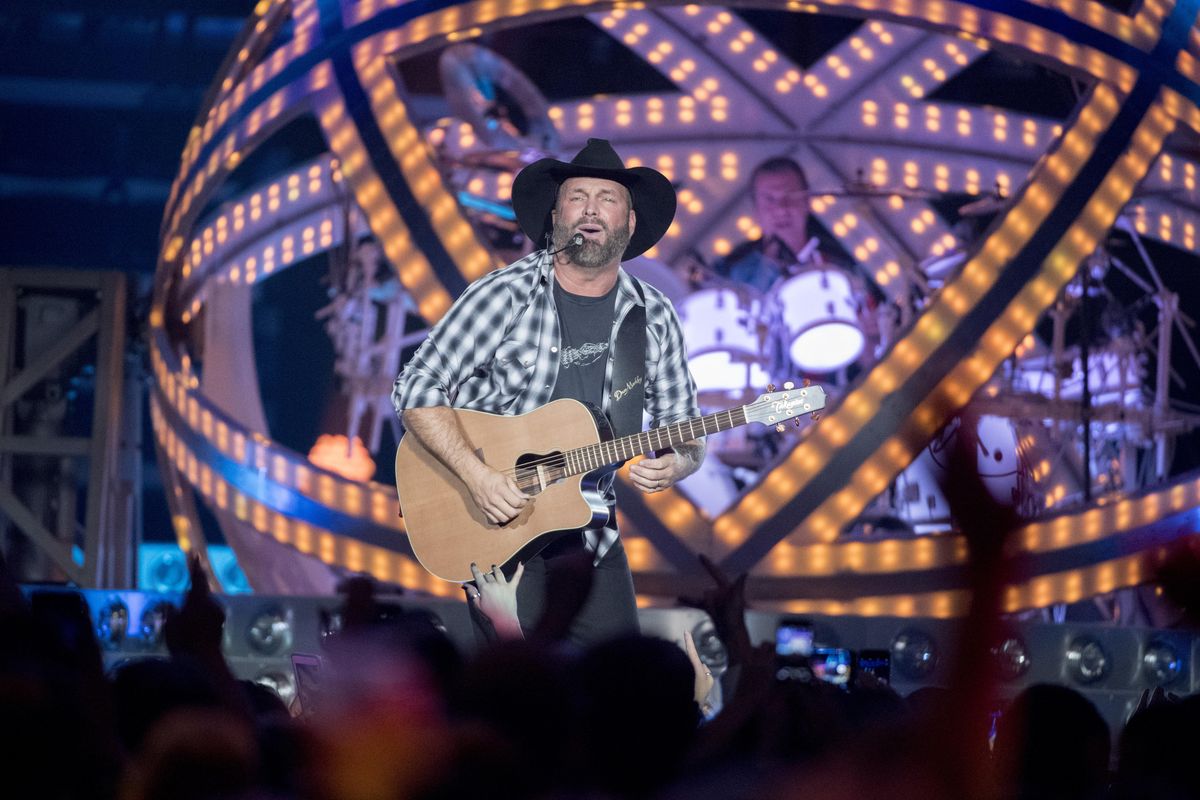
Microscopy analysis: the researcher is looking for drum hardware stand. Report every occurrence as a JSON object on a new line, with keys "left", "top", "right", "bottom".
{"left": 1079, "top": 265, "right": 1095, "bottom": 501}
{"left": 1115, "top": 214, "right": 1200, "bottom": 479}
{"left": 1050, "top": 301, "right": 1068, "bottom": 403}
{"left": 996, "top": 227, "right": 1200, "bottom": 624}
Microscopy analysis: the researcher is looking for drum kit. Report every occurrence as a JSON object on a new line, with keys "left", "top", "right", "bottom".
{"left": 678, "top": 246, "right": 872, "bottom": 410}
{"left": 671, "top": 244, "right": 876, "bottom": 494}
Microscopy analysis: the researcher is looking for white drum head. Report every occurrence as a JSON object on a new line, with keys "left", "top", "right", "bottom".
{"left": 896, "top": 415, "right": 1023, "bottom": 530}
{"left": 788, "top": 322, "right": 865, "bottom": 373}
{"left": 774, "top": 268, "right": 865, "bottom": 373}
{"left": 689, "top": 351, "right": 770, "bottom": 405}
{"left": 679, "top": 288, "right": 760, "bottom": 358}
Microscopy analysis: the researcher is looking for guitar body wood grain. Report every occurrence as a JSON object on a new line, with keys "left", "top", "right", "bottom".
{"left": 395, "top": 399, "right": 611, "bottom": 582}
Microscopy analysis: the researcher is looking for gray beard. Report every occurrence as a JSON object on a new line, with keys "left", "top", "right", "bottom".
{"left": 552, "top": 219, "right": 632, "bottom": 268}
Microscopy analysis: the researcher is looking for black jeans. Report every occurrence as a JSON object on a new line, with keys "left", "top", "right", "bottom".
{"left": 469, "top": 531, "right": 640, "bottom": 648}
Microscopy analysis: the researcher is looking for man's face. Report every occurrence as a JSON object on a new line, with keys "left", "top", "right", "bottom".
{"left": 753, "top": 169, "right": 809, "bottom": 244}
{"left": 551, "top": 176, "right": 635, "bottom": 269}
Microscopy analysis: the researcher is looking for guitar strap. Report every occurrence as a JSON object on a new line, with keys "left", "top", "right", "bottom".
{"left": 582, "top": 275, "right": 646, "bottom": 563}
{"left": 607, "top": 276, "right": 647, "bottom": 442}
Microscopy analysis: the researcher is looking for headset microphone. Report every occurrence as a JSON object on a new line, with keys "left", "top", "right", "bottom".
{"left": 546, "top": 232, "right": 585, "bottom": 256}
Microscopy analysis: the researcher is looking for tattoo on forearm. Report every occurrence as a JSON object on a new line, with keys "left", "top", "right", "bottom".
{"left": 675, "top": 440, "right": 705, "bottom": 471}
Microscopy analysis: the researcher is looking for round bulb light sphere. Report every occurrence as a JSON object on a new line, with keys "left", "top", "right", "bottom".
{"left": 1065, "top": 636, "right": 1109, "bottom": 685}
{"left": 891, "top": 628, "right": 938, "bottom": 680}
{"left": 1142, "top": 640, "right": 1182, "bottom": 686}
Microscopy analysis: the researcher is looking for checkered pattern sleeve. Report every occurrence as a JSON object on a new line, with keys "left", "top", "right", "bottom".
{"left": 391, "top": 271, "right": 516, "bottom": 415}
{"left": 643, "top": 288, "right": 701, "bottom": 429}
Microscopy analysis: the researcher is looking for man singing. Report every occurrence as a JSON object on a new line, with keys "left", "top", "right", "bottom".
{"left": 393, "top": 138, "right": 705, "bottom": 645}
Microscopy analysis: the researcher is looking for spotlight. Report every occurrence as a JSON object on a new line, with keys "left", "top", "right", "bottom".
{"left": 1141, "top": 640, "right": 1182, "bottom": 686}
{"left": 990, "top": 635, "right": 1031, "bottom": 680}
{"left": 146, "top": 550, "right": 188, "bottom": 592}
{"left": 139, "top": 600, "right": 176, "bottom": 648}
{"left": 246, "top": 606, "right": 293, "bottom": 656}
{"left": 1065, "top": 636, "right": 1109, "bottom": 684}
{"left": 691, "top": 618, "right": 728, "bottom": 676}
{"left": 96, "top": 597, "right": 130, "bottom": 650}
{"left": 215, "top": 559, "right": 251, "bottom": 594}
{"left": 891, "top": 628, "right": 938, "bottom": 680}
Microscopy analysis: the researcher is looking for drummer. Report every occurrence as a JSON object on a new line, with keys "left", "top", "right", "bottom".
{"left": 713, "top": 156, "right": 822, "bottom": 293}
{"left": 688, "top": 156, "right": 831, "bottom": 484}
{"left": 713, "top": 155, "right": 881, "bottom": 378}
{"left": 678, "top": 158, "right": 834, "bottom": 504}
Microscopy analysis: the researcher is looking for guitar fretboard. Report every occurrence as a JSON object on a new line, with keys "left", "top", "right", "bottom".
{"left": 562, "top": 407, "right": 748, "bottom": 477}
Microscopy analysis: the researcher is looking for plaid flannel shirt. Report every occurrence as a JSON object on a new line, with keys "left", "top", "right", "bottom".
{"left": 393, "top": 248, "right": 699, "bottom": 426}
{"left": 393, "top": 250, "right": 700, "bottom": 556}
{"left": 392, "top": 249, "right": 701, "bottom": 510}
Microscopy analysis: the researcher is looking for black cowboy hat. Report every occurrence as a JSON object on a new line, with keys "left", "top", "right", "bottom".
{"left": 511, "top": 138, "right": 676, "bottom": 260}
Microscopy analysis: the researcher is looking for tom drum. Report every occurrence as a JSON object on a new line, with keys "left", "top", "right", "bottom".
{"left": 679, "top": 287, "right": 768, "bottom": 405}
{"left": 773, "top": 268, "right": 865, "bottom": 373}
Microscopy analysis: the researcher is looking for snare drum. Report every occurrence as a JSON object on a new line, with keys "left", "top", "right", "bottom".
{"left": 679, "top": 288, "right": 768, "bottom": 404}
{"left": 773, "top": 268, "right": 865, "bottom": 373}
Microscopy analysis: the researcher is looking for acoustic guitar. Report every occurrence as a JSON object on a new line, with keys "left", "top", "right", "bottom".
{"left": 395, "top": 383, "right": 827, "bottom": 582}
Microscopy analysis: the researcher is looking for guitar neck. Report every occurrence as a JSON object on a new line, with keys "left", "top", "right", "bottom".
{"left": 563, "top": 407, "right": 748, "bottom": 477}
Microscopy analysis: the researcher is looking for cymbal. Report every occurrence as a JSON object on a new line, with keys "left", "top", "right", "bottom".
{"left": 919, "top": 248, "right": 967, "bottom": 279}
{"left": 958, "top": 193, "right": 1008, "bottom": 217}
{"left": 810, "top": 183, "right": 938, "bottom": 201}
{"left": 444, "top": 148, "right": 545, "bottom": 172}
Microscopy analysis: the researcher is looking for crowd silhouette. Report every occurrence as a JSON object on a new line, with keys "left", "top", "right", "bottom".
{"left": 2, "top": 438, "right": 1198, "bottom": 800}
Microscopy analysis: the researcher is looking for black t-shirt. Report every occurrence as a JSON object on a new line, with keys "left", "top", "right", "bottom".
{"left": 549, "top": 279, "right": 619, "bottom": 410}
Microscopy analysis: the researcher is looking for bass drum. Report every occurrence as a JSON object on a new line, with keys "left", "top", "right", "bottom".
{"left": 678, "top": 287, "right": 769, "bottom": 406}
{"left": 773, "top": 268, "right": 865, "bottom": 373}
{"left": 894, "top": 415, "right": 1026, "bottom": 532}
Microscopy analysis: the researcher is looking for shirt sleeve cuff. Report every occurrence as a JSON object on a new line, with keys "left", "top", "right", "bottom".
{"left": 393, "top": 379, "right": 451, "bottom": 415}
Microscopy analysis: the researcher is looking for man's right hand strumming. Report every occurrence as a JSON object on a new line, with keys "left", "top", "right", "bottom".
{"left": 402, "top": 407, "right": 530, "bottom": 525}
{"left": 463, "top": 462, "right": 529, "bottom": 525}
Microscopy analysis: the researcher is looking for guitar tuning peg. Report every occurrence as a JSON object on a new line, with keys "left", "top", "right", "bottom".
{"left": 775, "top": 423, "right": 785, "bottom": 433}
{"left": 811, "top": 412, "right": 821, "bottom": 422}
{"left": 793, "top": 418, "right": 802, "bottom": 427}
{"left": 783, "top": 381, "right": 795, "bottom": 390}
{"left": 766, "top": 383, "right": 776, "bottom": 392}
{"left": 802, "top": 378, "right": 812, "bottom": 387}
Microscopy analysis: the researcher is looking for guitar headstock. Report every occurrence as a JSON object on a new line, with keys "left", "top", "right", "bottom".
{"left": 744, "top": 380, "right": 828, "bottom": 429}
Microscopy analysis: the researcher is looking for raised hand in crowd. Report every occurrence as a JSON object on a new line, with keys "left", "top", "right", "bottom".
{"left": 682, "top": 629, "right": 716, "bottom": 708}
{"left": 679, "top": 553, "right": 752, "bottom": 667}
{"left": 928, "top": 415, "right": 1025, "bottom": 800}
{"left": 164, "top": 554, "right": 250, "bottom": 720}
{"left": 165, "top": 555, "right": 225, "bottom": 659}
{"left": 1133, "top": 684, "right": 1179, "bottom": 716}
{"left": 465, "top": 561, "right": 524, "bottom": 639}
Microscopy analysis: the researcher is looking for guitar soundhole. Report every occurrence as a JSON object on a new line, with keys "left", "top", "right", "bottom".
{"left": 514, "top": 450, "right": 566, "bottom": 496}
